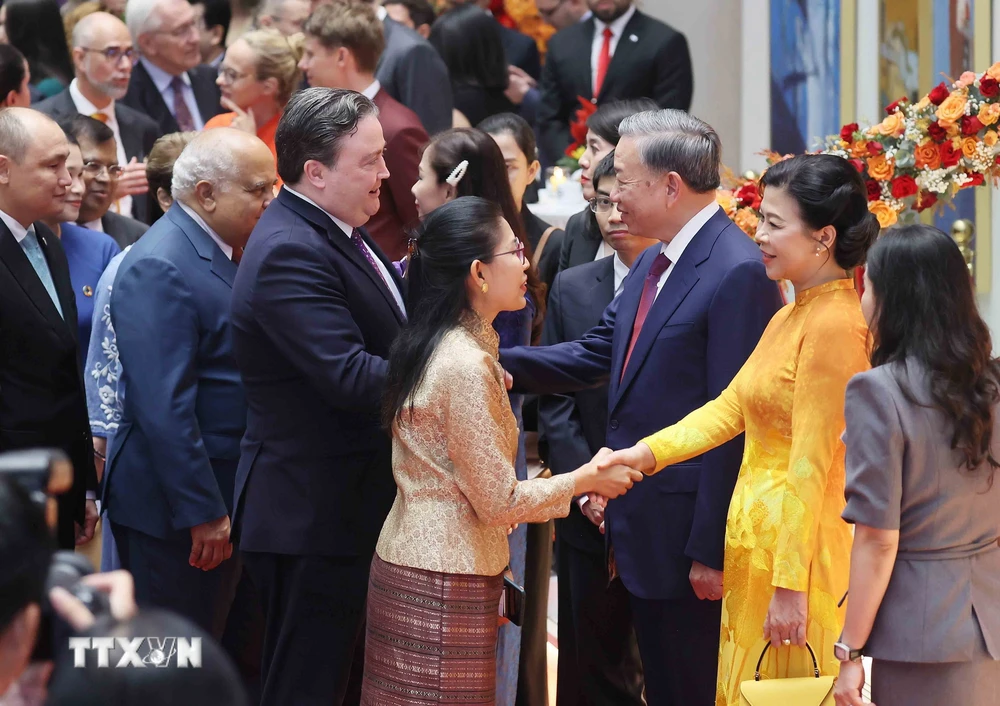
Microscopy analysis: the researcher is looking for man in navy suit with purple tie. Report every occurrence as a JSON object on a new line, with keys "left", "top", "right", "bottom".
{"left": 501, "top": 110, "right": 782, "bottom": 705}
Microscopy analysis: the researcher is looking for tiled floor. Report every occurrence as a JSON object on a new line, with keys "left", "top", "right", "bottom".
{"left": 543, "top": 573, "right": 872, "bottom": 704}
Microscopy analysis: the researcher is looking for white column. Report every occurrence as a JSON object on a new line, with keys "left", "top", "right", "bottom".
{"left": 983, "top": 0, "right": 1000, "bottom": 341}
{"left": 855, "top": 0, "right": 881, "bottom": 125}
{"left": 740, "top": 0, "right": 770, "bottom": 172}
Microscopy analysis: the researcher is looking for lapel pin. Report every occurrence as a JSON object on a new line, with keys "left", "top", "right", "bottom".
{"left": 82, "top": 285, "right": 93, "bottom": 297}
{"left": 629, "top": 34, "right": 638, "bottom": 42}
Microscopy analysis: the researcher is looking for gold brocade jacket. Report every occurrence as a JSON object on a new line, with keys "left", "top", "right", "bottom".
{"left": 375, "top": 313, "right": 575, "bottom": 576}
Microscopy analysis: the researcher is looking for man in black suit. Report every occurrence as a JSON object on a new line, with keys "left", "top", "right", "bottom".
{"left": 35, "top": 12, "right": 159, "bottom": 224}
{"left": 0, "top": 108, "right": 98, "bottom": 550}
{"left": 542, "top": 155, "right": 652, "bottom": 705}
{"left": 60, "top": 115, "right": 149, "bottom": 249}
{"left": 232, "top": 88, "right": 404, "bottom": 706}
{"left": 123, "top": 0, "right": 222, "bottom": 136}
{"left": 537, "top": 0, "right": 693, "bottom": 164}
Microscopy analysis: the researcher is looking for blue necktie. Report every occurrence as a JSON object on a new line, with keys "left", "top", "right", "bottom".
{"left": 19, "top": 226, "right": 64, "bottom": 319}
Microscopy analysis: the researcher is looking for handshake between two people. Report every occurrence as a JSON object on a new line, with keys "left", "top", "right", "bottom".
{"left": 568, "top": 442, "right": 658, "bottom": 507}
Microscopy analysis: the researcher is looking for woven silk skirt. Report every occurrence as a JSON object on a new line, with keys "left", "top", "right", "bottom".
{"left": 361, "top": 554, "right": 505, "bottom": 705}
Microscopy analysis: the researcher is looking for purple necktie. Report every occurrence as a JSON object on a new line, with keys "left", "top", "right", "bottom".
{"left": 621, "top": 253, "right": 671, "bottom": 381}
{"left": 170, "top": 76, "right": 196, "bottom": 132}
{"left": 352, "top": 229, "right": 403, "bottom": 316}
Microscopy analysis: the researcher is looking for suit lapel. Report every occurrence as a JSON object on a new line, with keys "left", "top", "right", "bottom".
{"left": 576, "top": 19, "right": 597, "bottom": 100}
{"left": 188, "top": 69, "right": 219, "bottom": 125}
{"left": 0, "top": 223, "right": 75, "bottom": 344}
{"left": 135, "top": 63, "right": 179, "bottom": 133}
{"left": 592, "top": 256, "right": 615, "bottom": 319}
{"left": 166, "top": 205, "right": 237, "bottom": 288}
{"left": 599, "top": 12, "right": 644, "bottom": 100}
{"left": 114, "top": 106, "right": 144, "bottom": 162}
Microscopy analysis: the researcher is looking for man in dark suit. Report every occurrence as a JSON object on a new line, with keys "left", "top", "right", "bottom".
{"left": 0, "top": 108, "right": 98, "bottom": 550}
{"left": 36, "top": 13, "right": 159, "bottom": 224}
{"left": 123, "top": 0, "right": 222, "bottom": 136}
{"left": 502, "top": 111, "right": 782, "bottom": 705}
{"left": 300, "top": 1, "right": 427, "bottom": 261}
{"left": 232, "top": 88, "right": 404, "bottom": 706}
{"left": 542, "top": 154, "right": 651, "bottom": 706}
{"left": 374, "top": 4, "right": 453, "bottom": 135}
{"left": 537, "top": 0, "right": 693, "bottom": 164}
{"left": 58, "top": 115, "right": 150, "bottom": 250}
{"left": 103, "top": 129, "right": 276, "bottom": 635}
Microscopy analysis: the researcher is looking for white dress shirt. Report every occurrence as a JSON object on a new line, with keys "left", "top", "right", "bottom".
{"left": 361, "top": 79, "right": 381, "bottom": 100}
{"left": 69, "top": 79, "right": 133, "bottom": 218}
{"left": 0, "top": 208, "right": 30, "bottom": 243}
{"left": 84, "top": 218, "right": 104, "bottom": 233}
{"left": 282, "top": 187, "right": 406, "bottom": 315}
{"left": 376, "top": 4, "right": 387, "bottom": 20}
{"left": 612, "top": 252, "right": 629, "bottom": 297}
{"left": 593, "top": 240, "right": 613, "bottom": 261}
{"left": 590, "top": 4, "right": 637, "bottom": 95}
{"left": 140, "top": 58, "right": 206, "bottom": 130}
{"left": 654, "top": 201, "right": 720, "bottom": 300}
{"left": 179, "top": 202, "right": 233, "bottom": 260}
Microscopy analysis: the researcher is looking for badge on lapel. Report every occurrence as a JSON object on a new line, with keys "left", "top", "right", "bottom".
{"left": 629, "top": 34, "right": 638, "bottom": 42}
{"left": 82, "top": 285, "right": 93, "bottom": 297}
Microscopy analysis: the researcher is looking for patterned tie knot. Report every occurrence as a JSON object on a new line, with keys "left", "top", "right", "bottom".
{"left": 647, "top": 252, "right": 671, "bottom": 279}
{"left": 90, "top": 112, "right": 108, "bottom": 123}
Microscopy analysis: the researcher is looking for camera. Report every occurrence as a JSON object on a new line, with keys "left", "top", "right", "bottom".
{"left": 0, "top": 449, "right": 111, "bottom": 661}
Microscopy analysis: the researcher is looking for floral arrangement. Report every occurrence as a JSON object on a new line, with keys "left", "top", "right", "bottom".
{"left": 719, "top": 62, "right": 1000, "bottom": 237}
{"left": 556, "top": 96, "right": 597, "bottom": 173}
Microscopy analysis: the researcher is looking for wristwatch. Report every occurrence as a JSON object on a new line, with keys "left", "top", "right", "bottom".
{"left": 834, "top": 641, "right": 864, "bottom": 663}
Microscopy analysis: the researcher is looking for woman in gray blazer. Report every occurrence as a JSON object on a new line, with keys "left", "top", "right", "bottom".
{"left": 835, "top": 225, "right": 1000, "bottom": 706}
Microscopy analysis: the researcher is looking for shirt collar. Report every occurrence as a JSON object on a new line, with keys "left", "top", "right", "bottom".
{"left": 0, "top": 208, "right": 31, "bottom": 242}
{"left": 661, "top": 201, "right": 719, "bottom": 264}
{"left": 459, "top": 309, "right": 500, "bottom": 357}
{"left": 376, "top": 4, "right": 387, "bottom": 21}
{"left": 178, "top": 202, "right": 233, "bottom": 259}
{"left": 69, "top": 78, "right": 116, "bottom": 122}
{"left": 361, "top": 79, "right": 381, "bottom": 100}
{"left": 141, "top": 58, "right": 190, "bottom": 93}
{"left": 84, "top": 218, "right": 104, "bottom": 233}
{"left": 612, "top": 252, "right": 629, "bottom": 294}
{"left": 594, "top": 4, "right": 636, "bottom": 38}
{"left": 282, "top": 186, "right": 353, "bottom": 238}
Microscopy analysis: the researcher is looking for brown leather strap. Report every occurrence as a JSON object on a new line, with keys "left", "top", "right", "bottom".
{"left": 531, "top": 226, "right": 558, "bottom": 269}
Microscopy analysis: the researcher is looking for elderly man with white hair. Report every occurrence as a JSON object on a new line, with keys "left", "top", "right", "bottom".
{"left": 122, "top": 0, "right": 222, "bottom": 137}
{"left": 101, "top": 128, "right": 276, "bottom": 636}
{"left": 35, "top": 12, "right": 160, "bottom": 223}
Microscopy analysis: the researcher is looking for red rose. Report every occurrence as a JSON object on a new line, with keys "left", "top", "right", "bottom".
{"left": 890, "top": 175, "right": 919, "bottom": 199}
{"left": 915, "top": 192, "right": 938, "bottom": 212}
{"left": 866, "top": 142, "right": 883, "bottom": 156}
{"left": 735, "top": 182, "right": 762, "bottom": 210}
{"left": 962, "top": 172, "right": 986, "bottom": 189}
{"left": 981, "top": 76, "right": 1000, "bottom": 98}
{"left": 927, "top": 121, "right": 947, "bottom": 141}
{"left": 865, "top": 180, "right": 882, "bottom": 201}
{"left": 940, "top": 140, "right": 963, "bottom": 167}
{"left": 928, "top": 82, "right": 951, "bottom": 105}
{"left": 962, "top": 115, "right": 985, "bottom": 135}
{"left": 885, "top": 97, "right": 908, "bottom": 114}
{"left": 840, "top": 123, "right": 859, "bottom": 142}
{"left": 849, "top": 158, "right": 865, "bottom": 172}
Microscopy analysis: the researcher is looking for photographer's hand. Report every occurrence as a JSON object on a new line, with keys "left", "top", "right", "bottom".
{"left": 48, "top": 571, "right": 138, "bottom": 631}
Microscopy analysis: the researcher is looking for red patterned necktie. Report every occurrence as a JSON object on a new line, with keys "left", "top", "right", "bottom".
{"left": 594, "top": 27, "right": 614, "bottom": 98}
{"left": 621, "top": 253, "right": 671, "bottom": 381}
{"left": 170, "top": 75, "right": 196, "bottom": 132}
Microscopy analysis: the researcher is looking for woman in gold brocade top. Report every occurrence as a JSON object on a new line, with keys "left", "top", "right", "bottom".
{"left": 601, "top": 154, "right": 880, "bottom": 706}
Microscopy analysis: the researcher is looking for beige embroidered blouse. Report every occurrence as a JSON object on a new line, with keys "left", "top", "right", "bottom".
{"left": 375, "top": 313, "right": 576, "bottom": 576}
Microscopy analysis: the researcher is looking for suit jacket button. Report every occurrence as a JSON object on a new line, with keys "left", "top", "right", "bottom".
{"left": 609, "top": 419, "right": 619, "bottom": 430}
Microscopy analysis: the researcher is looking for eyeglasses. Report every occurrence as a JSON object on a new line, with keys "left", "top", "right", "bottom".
{"left": 217, "top": 66, "right": 252, "bottom": 84}
{"left": 494, "top": 242, "right": 526, "bottom": 264}
{"left": 83, "top": 161, "right": 124, "bottom": 179}
{"left": 589, "top": 196, "right": 614, "bottom": 214}
{"left": 80, "top": 46, "right": 138, "bottom": 64}
{"left": 153, "top": 20, "right": 199, "bottom": 39}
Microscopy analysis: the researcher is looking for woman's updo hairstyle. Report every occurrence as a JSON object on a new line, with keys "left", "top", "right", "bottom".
{"left": 759, "top": 153, "right": 880, "bottom": 270}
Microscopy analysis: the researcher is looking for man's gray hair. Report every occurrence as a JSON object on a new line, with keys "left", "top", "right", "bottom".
{"left": 275, "top": 87, "right": 379, "bottom": 185}
{"left": 0, "top": 109, "right": 31, "bottom": 164}
{"left": 618, "top": 109, "right": 722, "bottom": 193}
{"left": 171, "top": 132, "right": 238, "bottom": 198}
{"left": 125, "top": 0, "right": 168, "bottom": 43}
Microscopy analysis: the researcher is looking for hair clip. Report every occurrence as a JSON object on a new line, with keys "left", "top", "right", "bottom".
{"left": 407, "top": 236, "right": 419, "bottom": 258}
{"left": 446, "top": 160, "right": 469, "bottom": 187}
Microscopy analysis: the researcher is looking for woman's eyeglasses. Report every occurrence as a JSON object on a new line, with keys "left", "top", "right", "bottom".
{"left": 589, "top": 196, "right": 614, "bottom": 214}
{"left": 495, "top": 242, "right": 527, "bottom": 264}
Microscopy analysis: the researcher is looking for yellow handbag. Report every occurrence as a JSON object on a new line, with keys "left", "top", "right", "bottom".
{"left": 739, "top": 642, "right": 836, "bottom": 706}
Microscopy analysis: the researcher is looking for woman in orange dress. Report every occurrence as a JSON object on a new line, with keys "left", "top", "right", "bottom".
{"left": 204, "top": 29, "right": 304, "bottom": 185}
{"left": 602, "top": 154, "right": 880, "bottom": 705}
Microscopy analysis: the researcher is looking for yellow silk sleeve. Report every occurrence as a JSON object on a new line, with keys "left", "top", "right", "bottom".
{"left": 639, "top": 384, "right": 745, "bottom": 474}
{"left": 771, "top": 312, "right": 869, "bottom": 591}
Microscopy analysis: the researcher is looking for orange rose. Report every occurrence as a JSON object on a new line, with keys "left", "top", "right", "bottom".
{"left": 987, "top": 62, "right": 1000, "bottom": 81}
{"left": 866, "top": 154, "right": 895, "bottom": 181}
{"left": 962, "top": 136, "right": 979, "bottom": 158}
{"left": 985, "top": 131, "right": 999, "bottom": 148}
{"left": 915, "top": 96, "right": 932, "bottom": 111}
{"left": 849, "top": 141, "right": 870, "bottom": 158}
{"left": 877, "top": 112, "right": 906, "bottom": 137}
{"left": 979, "top": 103, "right": 1000, "bottom": 126}
{"left": 868, "top": 200, "right": 898, "bottom": 229}
{"left": 936, "top": 92, "right": 968, "bottom": 125}
{"left": 914, "top": 140, "right": 942, "bottom": 170}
